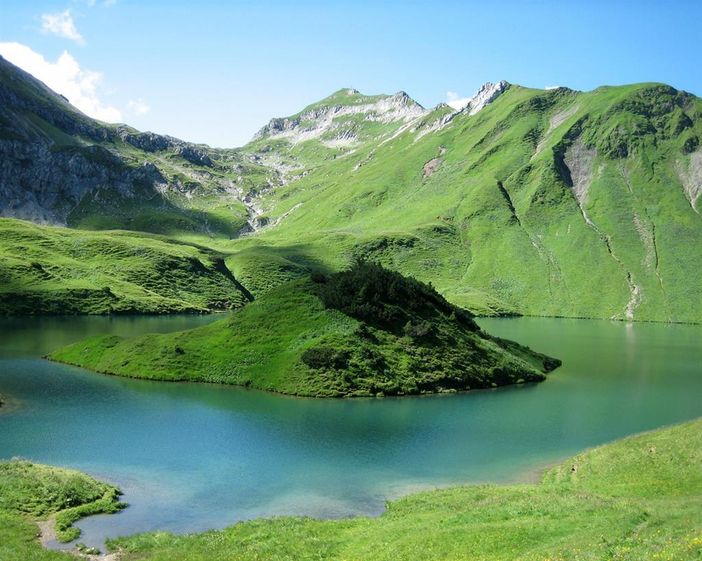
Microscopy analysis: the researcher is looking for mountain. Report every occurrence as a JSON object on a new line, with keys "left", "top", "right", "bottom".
{"left": 239, "top": 81, "right": 702, "bottom": 322}
{"left": 0, "top": 55, "right": 273, "bottom": 237}
{"left": 1, "top": 54, "right": 701, "bottom": 322}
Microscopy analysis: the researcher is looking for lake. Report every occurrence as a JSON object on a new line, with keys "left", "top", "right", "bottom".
{"left": 0, "top": 315, "right": 700, "bottom": 549}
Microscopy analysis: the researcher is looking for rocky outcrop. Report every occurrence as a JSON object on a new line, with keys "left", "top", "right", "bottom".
{"left": 564, "top": 138, "right": 597, "bottom": 206}
{"left": 422, "top": 157, "right": 442, "bottom": 178}
{"left": 677, "top": 149, "right": 702, "bottom": 213}
{"left": 0, "top": 137, "right": 166, "bottom": 224}
{"left": 0, "top": 56, "right": 222, "bottom": 227}
{"left": 115, "top": 127, "right": 214, "bottom": 166}
{"left": 176, "top": 145, "right": 213, "bottom": 167}
{"left": 463, "top": 81, "right": 510, "bottom": 116}
{"left": 252, "top": 90, "right": 427, "bottom": 145}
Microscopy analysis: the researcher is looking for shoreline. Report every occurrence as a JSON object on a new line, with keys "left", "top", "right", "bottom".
{"left": 37, "top": 516, "right": 121, "bottom": 561}
{"left": 3, "top": 308, "right": 701, "bottom": 326}
{"left": 34, "top": 417, "right": 701, "bottom": 559}
{"left": 46, "top": 354, "right": 550, "bottom": 400}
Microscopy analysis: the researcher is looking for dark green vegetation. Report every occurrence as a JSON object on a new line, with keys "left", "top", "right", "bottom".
{"left": 49, "top": 263, "right": 558, "bottom": 397}
{"left": 4, "top": 419, "right": 697, "bottom": 560}
{"left": 0, "top": 219, "right": 250, "bottom": 314}
{"left": 0, "top": 459, "right": 124, "bottom": 560}
{"left": 2, "top": 55, "right": 701, "bottom": 322}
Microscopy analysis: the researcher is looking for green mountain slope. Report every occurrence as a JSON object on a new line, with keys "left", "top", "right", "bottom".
{"left": 0, "top": 55, "right": 272, "bottom": 237}
{"left": 49, "top": 262, "right": 559, "bottom": 397}
{"left": 1, "top": 53, "right": 700, "bottom": 322}
{"left": 240, "top": 83, "right": 702, "bottom": 322}
{"left": 0, "top": 219, "right": 251, "bottom": 314}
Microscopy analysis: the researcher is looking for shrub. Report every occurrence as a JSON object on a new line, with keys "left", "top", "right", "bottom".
{"left": 403, "top": 320, "right": 434, "bottom": 339}
{"left": 301, "top": 346, "right": 350, "bottom": 370}
{"left": 317, "top": 259, "right": 478, "bottom": 332}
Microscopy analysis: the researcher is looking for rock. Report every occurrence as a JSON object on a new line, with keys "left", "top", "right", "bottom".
{"left": 177, "top": 145, "right": 213, "bottom": 167}
{"left": 423, "top": 157, "right": 443, "bottom": 179}
{"left": 464, "top": 81, "right": 510, "bottom": 116}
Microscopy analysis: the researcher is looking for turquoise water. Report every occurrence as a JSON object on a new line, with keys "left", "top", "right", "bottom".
{"left": 0, "top": 315, "right": 700, "bottom": 548}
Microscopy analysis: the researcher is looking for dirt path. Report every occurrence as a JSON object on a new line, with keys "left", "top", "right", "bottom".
{"left": 36, "top": 517, "right": 122, "bottom": 561}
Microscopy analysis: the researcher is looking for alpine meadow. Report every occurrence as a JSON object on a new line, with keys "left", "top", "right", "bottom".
{"left": 0, "top": 2, "right": 701, "bottom": 560}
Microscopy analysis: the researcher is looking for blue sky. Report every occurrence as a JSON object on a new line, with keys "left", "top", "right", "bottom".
{"left": 1, "top": 0, "right": 700, "bottom": 147}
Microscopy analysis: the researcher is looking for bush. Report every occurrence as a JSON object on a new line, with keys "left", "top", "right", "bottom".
{"left": 301, "top": 346, "right": 350, "bottom": 370}
{"left": 317, "top": 259, "right": 477, "bottom": 332}
{"left": 403, "top": 320, "right": 434, "bottom": 339}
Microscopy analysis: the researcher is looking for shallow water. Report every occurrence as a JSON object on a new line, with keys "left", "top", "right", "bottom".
{"left": 0, "top": 315, "right": 700, "bottom": 548}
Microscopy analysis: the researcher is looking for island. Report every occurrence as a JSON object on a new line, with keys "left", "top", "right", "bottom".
{"left": 49, "top": 261, "right": 560, "bottom": 398}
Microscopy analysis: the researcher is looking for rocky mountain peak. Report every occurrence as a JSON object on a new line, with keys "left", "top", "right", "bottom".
{"left": 465, "top": 80, "right": 510, "bottom": 115}
{"left": 449, "top": 80, "right": 510, "bottom": 115}
{"left": 251, "top": 89, "right": 426, "bottom": 144}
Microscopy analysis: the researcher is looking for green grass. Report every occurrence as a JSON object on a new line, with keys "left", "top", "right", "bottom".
{"left": 230, "top": 82, "right": 702, "bottom": 323}
{"left": 5, "top": 51, "right": 702, "bottom": 323}
{"left": 49, "top": 263, "right": 559, "bottom": 397}
{"left": 0, "top": 218, "right": 250, "bottom": 314}
{"left": 105, "top": 418, "right": 702, "bottom": 561}
{"left": 0, "top": 459, "right": 124, "bottom": 560}
{"left": 1, "top": 421, "right": 699, "bottom": 561}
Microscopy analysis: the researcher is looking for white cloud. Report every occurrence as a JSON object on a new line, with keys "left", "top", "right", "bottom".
{"left": 127, "top": 98, "right": 150, "bottom": 115}
{"left": 78, "top": 0, "right": 117, "bottom": 8}
{"left": 41, "top": 10, "right": 84, "bottom": 44}
{"left": 0, "top": 42, "right": 122, "bottom": 122}
{"left": 446, "top": 90, "right": 472, "bottom": 111}
{"left": 545, "top": 85, "right": 561, "bottom": 90}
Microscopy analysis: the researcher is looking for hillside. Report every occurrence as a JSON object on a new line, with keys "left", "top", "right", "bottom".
{"left": 239, "top": 82, "right": 702, "bottom": 322}
{"left": 1, "top": 53, "right": 701, "bottom": 322}
{"left": 0, "top": 55, "right": 271, "bottom": 237}
{"left": 3, "top": 419, "right": 699, "bottom": 560}
{"left": 49, "top": 262, "right": 559, "bottom": 397}
{"left": 0, "top": 219, "right": 251, "bottom": 314}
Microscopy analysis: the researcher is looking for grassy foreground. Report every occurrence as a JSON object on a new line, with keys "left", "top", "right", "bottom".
{"left": 111, "top": 418, "right": 702, "bottom": 560}
{"left": 49, "top": 262, "right": 559, "bottom": 397}
{"left": 0, "top": 460, "right": 124, "bottom": 560}
{"left": 2, "top": 419, "right": 700, "bottom": 560}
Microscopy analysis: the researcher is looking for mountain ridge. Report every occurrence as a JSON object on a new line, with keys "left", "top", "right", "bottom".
{"left": 1, "top": 54, "right": 700, "bottom": 322}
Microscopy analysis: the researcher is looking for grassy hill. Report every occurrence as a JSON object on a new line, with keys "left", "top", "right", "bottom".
{"left": 3, "top": 419, "right": 699, "bottom": 560}
{"left": 239, "top": 83, "right": 702, "bottom": 322}
{"left": 1, "top": 53, "right": 701, "bottom": 323}
{"left": 0, "top": 219, "right": 251, "bottom": 314}
{"left": 0, "top": 459, "right": 124, "bottom": 559}
{"left": 49, "top": 262, "right": 559, "bottom": 397}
